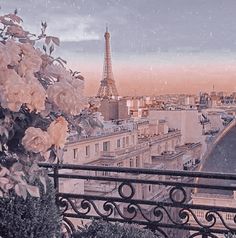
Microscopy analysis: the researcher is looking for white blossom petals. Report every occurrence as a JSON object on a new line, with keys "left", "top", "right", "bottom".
{"left": 47, "top": 116, "right": 68, "bottom": 148}
{"left": 22, "top": 127, "right": 52, "bottom": 153}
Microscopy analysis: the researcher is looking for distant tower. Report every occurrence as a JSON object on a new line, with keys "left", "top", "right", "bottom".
{"left": 97, "top": 27, "right": 118, "bottom": 98}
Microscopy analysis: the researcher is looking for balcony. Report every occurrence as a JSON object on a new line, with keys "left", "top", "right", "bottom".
{"left": 139, "top": 130, "right": 181, "bottom": 145}
{"left": 39, "top": 163, "right": 236, "bottom": 238}
{"left": 99, "top": 142, "right": 150, "bottom": 158}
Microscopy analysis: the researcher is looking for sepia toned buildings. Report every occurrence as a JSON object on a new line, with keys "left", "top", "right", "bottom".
{"left": 59, "top": 27, "right": 236, "bottom": 236}
{"left": 61, "top": 116, "right": 202, "bottom": 211}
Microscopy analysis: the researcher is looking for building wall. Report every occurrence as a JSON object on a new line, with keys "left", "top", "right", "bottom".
{"left": 152, "top": 153, "right": 184, "bottom": 170}
{"left": 118, "top": 99, "right": 129, "bottom": 119}
{"left": 149, "top": 110, "right": 203, "bottom": 144}
{"left": 190, "top": 193, "right": 236, "bottom": 238}
{"left": 99, "top": 99, "right": 118, "bottom": 121}
{"left": 99, "top": 99, "right": 129, "bottom": 121}
{"left": 137, "top": 122, "right": 150, "bottom": 136}
{"left": 149, "top": 133, "right": 181, "bottom": 156}
{"left": 64, "top": 131, "right": 138, "bottom": 165}
{"left": 208, "top": 113, "right": 224, "bottom": 131}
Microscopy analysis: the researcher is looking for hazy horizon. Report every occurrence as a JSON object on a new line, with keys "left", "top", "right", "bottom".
{"left": 2, "top": 0, "right": 236, "bottom": 96}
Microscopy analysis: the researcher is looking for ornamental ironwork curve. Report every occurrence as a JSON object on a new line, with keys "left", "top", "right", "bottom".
{"left": 39, "top": 163, "right": 236, "bottom": 238}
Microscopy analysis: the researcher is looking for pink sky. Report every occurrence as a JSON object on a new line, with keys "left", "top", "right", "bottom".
{"left": 70, "top": 60, "right": 236, "bottom": 96}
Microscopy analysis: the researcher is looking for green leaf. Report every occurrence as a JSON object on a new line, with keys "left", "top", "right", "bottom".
{"left": 5, "top": 183, "right": 14, "bottom": 190}
{"left": 29, "top": 162, "right": 40, "bottom": 173}
{"left": 26, "top": 184, "right": 40, "bottom": 197}
{"left": 0, "top": 177, "right": 9, "bottom": 185}
{"left": 14, "top": 184, "right": 24, "bottom": 198}
{"left": 20, "top": 184, "right": 27, "bottom": 200}
{"left": 4, "top": 129, "right": 8, "bottom": 139}
{"left": 49, "top": 44, "right": 54, "bottom": 55}
{"left": 45, "top": 36, "right": 51, "bottom": 45}
{"left": 57, "top": 57, "right": 67, "bottom": 64}
{"left": 0, "top": 167, "right": 9, "bottom": 177}
{"left": 43, "top": 44, "right": 47, "bottom": 52}
{"left": 11, "top": 162, "right": 23, "bottom": 172}
{"left": 51, "top": 36, "right": 60, "bottom": 46}
{"left": 55, "top": 148, "right": 63, "bottom": 162}
{"left": 48, "top": 150, "right": 56, "bottom": 163}
{"left": 39, "top": 176, "right": 47, "bottom": 193}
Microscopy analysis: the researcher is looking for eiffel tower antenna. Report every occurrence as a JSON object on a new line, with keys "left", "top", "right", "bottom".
{"left": 97, "top": 26, "right": 118, "bottom": 98}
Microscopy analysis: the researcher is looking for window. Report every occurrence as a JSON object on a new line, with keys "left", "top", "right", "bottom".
{"left": 172, "top": 139, "right": 175, "bottom": 149}
{"left": 117, "top": 162, "right": 123, "bottom": 167}
{"left": 165, "top": 142, "right": 168, "bottom": 151}
{"left": 126, "top": 136, "right": 129, "bottom": 146}
{"left": 85, "top": 145, "right": 90, "bottom": 157}
{"left": 132, "top": 135, "right": 135, "bottom": 144}
{"left": 122, "top": 137, "right": 125, "bottom": 148}
{"left": 95, "top": 143, "right": 99, "bottom": 155}
{"left": 117, "top": 139, "right": 121, "bottom": 148}
{"left": 136, "top": 156, "right": 140, "bottom": 167}
{"left": 102, "top": 164, "right": 109, "bottom": 176}
{"left": 129, "top": 158, "right": 134, "bottom": 167}
{"left": 103, "top": 141, "right": 110, "bottom": 152}
{"left": 73, "top": 148, "right": 79, "bottom": 160}
{"left": 226, "top": 213, "right": 234, "bottom": 220}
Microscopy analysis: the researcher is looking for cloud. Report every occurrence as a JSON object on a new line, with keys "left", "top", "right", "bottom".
{"left": 0, "top": 0, "right": 101, "bottom": 42}
{"left": 46, "top": 16, "right": 100, "bottom": 42}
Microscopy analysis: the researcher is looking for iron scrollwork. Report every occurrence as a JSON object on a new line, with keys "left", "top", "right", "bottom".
{"left": 39, "top": 163, "right": 236, "bottom": 238}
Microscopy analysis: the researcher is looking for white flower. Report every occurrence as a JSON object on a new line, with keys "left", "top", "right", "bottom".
{"left": 41, "top": 54, "right": 53, "bottom": 70}
{"left": 18, "top": 43, "right": 42, "bottom": 77}
{"left": 0, "top": 43, "right": 11, "bottom": 69}
{"left": 44, "top": 64, "right": 72, "bottom": 82}
{"left": 0, "top": 69, "right": 46, "bottom": 113}
{"left": 0, "top": 69, "right": 31, "bottom": 112}
{"left": 24, "top": 73, "right": 46, "bottom": 112}
{"left": 43, "top": 64, "right": 86, "bottom": 110}
{"left": 47, "top": 116, "right": 68, "bottom": 148}
{"left": 28, "top": 83, "right": 46, "bottom": 113}
{"left": 5, "top": 40, "right": 21, "bottom": 65}
{"left": 47, "top": 81, "right": 83, "bottom": 115}
{"left": 22, "top": 127, "right": 52, "bottom": 153}
{"left": 6, "top": 25, "right": 27, "bottom": 38}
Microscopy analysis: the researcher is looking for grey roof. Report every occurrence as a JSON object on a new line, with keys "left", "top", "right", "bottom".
{"left": 199, "top": 126, "right": 236, "bottom": 195}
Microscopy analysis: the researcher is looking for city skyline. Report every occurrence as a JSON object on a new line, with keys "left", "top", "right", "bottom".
{"left": 2, "top": 0, "right": 236, "bottom": 95}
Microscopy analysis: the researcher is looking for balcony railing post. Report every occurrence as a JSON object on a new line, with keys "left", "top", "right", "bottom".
{"left": 53, "top": 163, "right": 59, "bottom": 192}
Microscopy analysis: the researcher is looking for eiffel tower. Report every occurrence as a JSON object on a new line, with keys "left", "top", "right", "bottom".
{"left": 97, "top": 27, "right": 118, "bottom": 98}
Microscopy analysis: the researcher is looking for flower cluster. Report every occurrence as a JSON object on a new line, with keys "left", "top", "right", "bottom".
{"left": 21, "top": 116, "right": 68, "bottom": 154}
{"left": 0, "top": 11, "right": 91, "bottom": 199}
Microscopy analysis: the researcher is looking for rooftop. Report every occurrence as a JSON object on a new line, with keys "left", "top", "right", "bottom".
{"left": 199, "top": 125, "right": 236, "bottom": 195}
{"left": 152, "top": 151, "right": 184, "bottom": 161}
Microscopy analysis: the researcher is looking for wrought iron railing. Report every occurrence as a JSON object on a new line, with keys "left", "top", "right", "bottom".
{"left": 39, "top": 163, "right": 236, "bottom": 238}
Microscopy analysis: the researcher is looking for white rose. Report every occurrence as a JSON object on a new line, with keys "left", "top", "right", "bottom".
{"left": 28, "top": 83, "right": 46, "bottom": 113}
{"left": 47, "top": 82, "right": 82, "bottom": 115}
{"left": 22, "top": 127, "right": 52, "bottom": 153}
{"left": 0, "top": 69, "right": 31, "bottom": 112}
{"left": 41, "top": 54, "right": 53, "bottom": 70}
{"left": 5, "top": 40, "right": 21, "bottom": 65}
{"left": 0, "top": 43, "right": 11, "bottom": 69}
{"left": 18, "top": 43, "right": 42, "bottom": 76}
{"left": 24, "top": 73, "right": 46, "bottom": 112}
{"left": 47, "top": 116, "right": 68, "bottom": 148}
{"left": 44, "top": 64, "right": 71, "bottom": 82}
{"left": 6, "top": 25, "right": 27, "bottom": 38}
